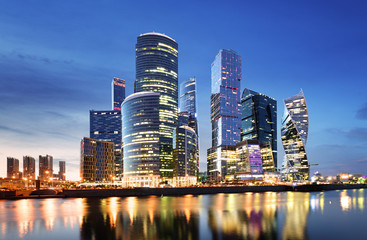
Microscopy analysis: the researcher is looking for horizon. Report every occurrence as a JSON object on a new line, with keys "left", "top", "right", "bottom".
{"left": 1, "top": 0, "right": 367, "bottom": 180}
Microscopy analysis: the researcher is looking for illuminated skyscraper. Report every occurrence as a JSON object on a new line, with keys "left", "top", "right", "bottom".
{"left": 207, "top": 49, "right": 242, "bottom": 181}
{"left": 235, "top": 140, "right": 264, "bottom": 180}
{"left": 112, "top": 77, "right": 126, "bottom": 111}
{"left": 122, "top": 92, "right": 161, "bottom": 187}
{"left": 90, "top": 110, "right": 122, "bottom": 179}
{"left": 180, "top": 77, "right": 198, "bottom": 134}
{"left": 59, "top": 161, "right": 66, "bottom": 181}
{"left": 135, "top": 32, "right": 178, "bottom": 178}
{"left": 39, "top": 155, "right": 53, "bottom": 181}
{"left": 241, "top": 88, "right": 277, "bottom": 171}
{"left": 23, "top": 156, "right": 36, "bottom": 180}
{"left": 80, "top": 137, "right": 114, "bottom": 183}
{"left": 7, "top": 157, "right": 20, "bottom": 179}
{"left": 281, "top": 90, "right": 309, "bottom": 182}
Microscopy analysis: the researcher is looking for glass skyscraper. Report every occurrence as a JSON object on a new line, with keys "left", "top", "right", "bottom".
{"left": 39, "top": 155, "right": 53, "bottom": 181}
{"left": 122, "top": 92, "right": 161, "bottom": 187}
{"left": 207, "top": 49, "right": 242, "bottom": 181}
{"left": 7, "top": 157, "right": 20, "bottom": 179}
{"left": 135, "top": 32, "right": 178, "bottom": 178}
{"left": 59, "top": 161, "right": 66, "bottom": 181}
{"left": 241, "top": 88, "right": 277, "bottom": 171}
{"left": 236, "top": 140, "right": 264, "bottom": 179}
{"left": 112, "top": 77, "right": 126, "bottom": 111}
{"left": 23, "top": 156, "right": 36, "bottom": 180}
{"left": 90, "top": 110, "right": 122, "bottom": 179}
{"left": 180, "top": 77, "right": 197, "bottom": 117}
{"left": 281, "top": 90, "right": 309, "bottom": 182}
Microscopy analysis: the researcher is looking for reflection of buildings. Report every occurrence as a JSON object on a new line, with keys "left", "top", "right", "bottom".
{"left": 241, "top": 88, "right": 277, "bottom": 171}
{"left": 207, "top": 49, "right": 242, "bottom": 181}
{"left": 7, "top": 157, "right": 20, "bottom": 179}
{"left": 281, "top": 90, "right": 309, "bottom": 182}
{"left": 23, "top": 156, "right": 36, "bottom": 180}
{"left": 39, "top": 155, "right": 53, "bottom": 181}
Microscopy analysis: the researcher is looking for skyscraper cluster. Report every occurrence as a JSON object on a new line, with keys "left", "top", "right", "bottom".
{"left": 6, "top": 155, "right": 66, "bottom": 181}
{"left": 80, "top": 32, "right": 310, "bottom": 185}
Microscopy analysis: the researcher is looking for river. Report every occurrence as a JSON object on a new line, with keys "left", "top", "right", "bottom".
{"left": 0, "top": 189, "right": 366, "bottom": 239}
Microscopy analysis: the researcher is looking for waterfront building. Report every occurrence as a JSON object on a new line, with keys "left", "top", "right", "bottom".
{"left": 7, "top": 157, "right": 20, "bottom": 179}
{"left": 23, "top": 156, "right": 35, "bottom": 180}
{"left": 112, "top": 77, "right": 126, "bottom": 111}
{"left": 235, "top": 140, "right": 263, "bottom": 180}
{"left": 80, "top": 137, "right": 114, "bottom": 183}
{"left": 59, "top": 161, "right": 66, "bottom": 181}
{"left": 241, "top": 88, "right": 277, "bottom": 171}
{"left": 135, "top": 32, "right": 178, "bottom": 178}
{"left": 122, "top": 92, "right": 161, "bottom": 187}
{"left": 207, "top": 49, "right": 242, "bottom": 181}
{"left": 173, "top": 112, "right": 198, "bottom": 186}
{"left": 180, "top": 77, "right": 198, "bottom": 134}
{"left": 39, "top": 155, "right": 53, "bottom": 181}
{"left": 281, "top": 90, "right": 309, "bottom": 182}
{"left": 90, "top": 110, "right": 122, "bottom": 180}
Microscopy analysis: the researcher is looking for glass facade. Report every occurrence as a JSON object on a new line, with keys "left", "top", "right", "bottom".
{"left": 59, "top": 161, "right": 66, "bottom": 181}
{"left": 39, "top": 155, "right": 53, "bottom": 181}
{"left": 135, "top": 32, "right": 178, "bottom": 178}
{"left": 236, "top": 140, "right": 264, "bottom": 175}
{"left": 180, "top": 77, "right": 197, "bottom": 117}
{"left": 7, "top": 157, "right": 20, "bottom": 179}
{"left": 207, "top": 49, "right": 241, "bottom": 181}
{"left": 90, "top": 110, "right": 122, "bottom": 179}
{"left": 80, "top": 137, "right": 114, "bottom": 182}
{"left": 281, "top": 90, "right": 309, "bottom": 182}
{"left": 23, "top": 156, "right": 36, "bottom": 180}
{"left": 241, "top": 88, "right": 277, "bottom": 170}
{"left": 112, "top": 77, "right": 126, "bottom": 111}
{"left": 122, "top": 92, "right": 161, "bottom": 185}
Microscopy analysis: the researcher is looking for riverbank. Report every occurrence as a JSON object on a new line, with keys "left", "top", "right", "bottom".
{"left": 1, "top": 183, "right": 366, "bottom": 200}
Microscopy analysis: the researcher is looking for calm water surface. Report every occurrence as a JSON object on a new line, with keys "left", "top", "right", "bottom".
{"left": 0, "top": 189, "right": 366, "bottom": 240}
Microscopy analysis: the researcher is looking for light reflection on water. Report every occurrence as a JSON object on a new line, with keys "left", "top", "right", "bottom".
{"left": 0, "top": 189, "right": 366, "bottom": 239}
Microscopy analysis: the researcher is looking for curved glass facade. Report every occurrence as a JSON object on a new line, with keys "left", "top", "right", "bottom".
{"left": 122, "top": 92, "right": 161, "bottom": 180}
{"left": 180, "top": 77, "right": 197, "bottom": 117}
{"left": 281, "top": 90, "right": 309, "bottom": 182}
{"left": 135, "top": 33, "right": 178, "bottom": 178}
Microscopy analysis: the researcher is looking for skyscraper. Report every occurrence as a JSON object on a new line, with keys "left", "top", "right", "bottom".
{"left": 80, "top": 137, "right": 114, "bottom": 182}
{"left": 236, "top": 140, "right": 264, "bottom": 180}
{"left": 59, "top": 161, "right": 66, "bottom": 181}
{"left": 7, "top": 157, "right": 20, "bottom": 179}
{"left": 112, "top": 77, "right": 126, "bottom": 111}
{"left": 180, "top": 77, "right": 197, "bottom": 117}
{"left": 207, "top": 49, "right": 242, "bottom": 181}
{"left": 122, "top": 92, "right": 161, "bottom": 187}
{"left": 135, "top": 32, "right": 178, "bottom": 178}
{"left": 39, "top": 155, "right": 53, "bottom": 181}
{"left": 281, "top": 90, "right": 309, "bottom": 182}
{"left": 23, "top": 156, "right": 36, "bottom": 180}
{"left": 90, "top": 110, "right": 122, "bottom": 179}
{"left": 241, "top": 88, "right": 277, "bottom": 171}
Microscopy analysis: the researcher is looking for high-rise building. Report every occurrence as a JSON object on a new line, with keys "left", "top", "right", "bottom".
{"left": 135, "top": 32, "right": 178, "bottom": 178}
{"left": 23, "top": 156, "right": 35, "bottom": 180}
{"left": 241, "top": 88, "right": 277, "bottom": 171}
{"left": 180, "top": 77, "right": 197, "bottom": 117}
{"left": 39, "top": 155, "right": 53, "bottom": 181}
{"left": 207, "top": 49, "right": 242, "bottom": 181}
{"left": 112, "top": 77, "right": 126, "bottom": 111}
{"left": 235, "top": 140, "right": 264, "bottom": 180}
{"left": 281, "top": 90, "right": 309, "bottom": 182}
{"left": 80, "top": 137, "right": 114, "bottom": 182}
{"left": 90, "top": 110, "right": 122, "bottom": 179}
{"left": 122, "top": 92, "right": 161, "bottom": 187}
{"left": 59, "top": 161, "right": 66, "bottom": 181}
{"left": 173, "top": 112, "right": 198, "bottom": 186}
{"left": 7, "top": 157, "right": 20, "bottom": 179}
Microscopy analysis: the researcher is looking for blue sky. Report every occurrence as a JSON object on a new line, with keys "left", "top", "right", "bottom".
{"left": 0, "top": 0, "right": 366, "bottom": 180}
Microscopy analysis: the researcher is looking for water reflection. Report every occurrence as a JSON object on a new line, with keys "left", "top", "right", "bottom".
{"left": 0, "top": 189, "right": 366, "bottom": 239}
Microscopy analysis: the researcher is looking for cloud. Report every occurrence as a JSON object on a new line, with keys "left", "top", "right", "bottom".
{"left": 0, "top": 50, "right": 74, "bottom": 65}
{"left": 0, "top": 125, "right": 33, "bottom": 135}
{"left": 356, "top": 102, "right": 367, "bottom": 120}
{"left": 328, "top": 127, "right": 367, "bottom": 141}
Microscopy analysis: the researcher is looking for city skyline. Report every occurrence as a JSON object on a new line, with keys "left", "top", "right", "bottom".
{"left": 1, "top": 1, "right": 367, "bottom": 180}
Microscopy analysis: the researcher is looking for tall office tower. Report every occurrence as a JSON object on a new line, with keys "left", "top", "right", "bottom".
{"left": 173, "top": 112, "right": 198, "bottom": 186}
{"left": 80, "top": 137, "right": 114, "bottom": 183}
{"left": 112, "top": 77, "right": 126, "bottom": 111}
{"left": 7, "top": 157, "right": 20, "bottom": 179}
{"left": 180, "top": 77, "right": 198, "bottom": 134}
{"left": 235, "top": 140, "right": 264, "bottom": 180}
{"left": 90, "top": 110, "right": 122, "bottom": 179}
{"left": 23, "top": 156, "right": 36, "bottom": 180}
{"left": 207, "top": 49, "right": 242, "bottom": 181}
{"left": 122, "top": 92, "right": 161, "bottom": 187}
{"left": 59, "top": 161, "right": 66, "bottom": 181}
{"left": 39, "top": 155, "right": 53, "bottom": 181}
{"left": 281, "top": 90, "right": 309, "bottom": 182}
{"left": 135, "top": 32, "right": 178, "bottom": 178}
{"left": 241, "top": 88, "right": 277, "bottom": 171}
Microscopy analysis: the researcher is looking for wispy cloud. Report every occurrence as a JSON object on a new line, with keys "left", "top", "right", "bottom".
{"left": 328, "top": 127, "right": 367, "bottom": 141}
{"left": 356, "top": 102, "right": 367, "bottom": 120}
{"left": 0, "top": 125, "right": 33, "bottom": 135}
